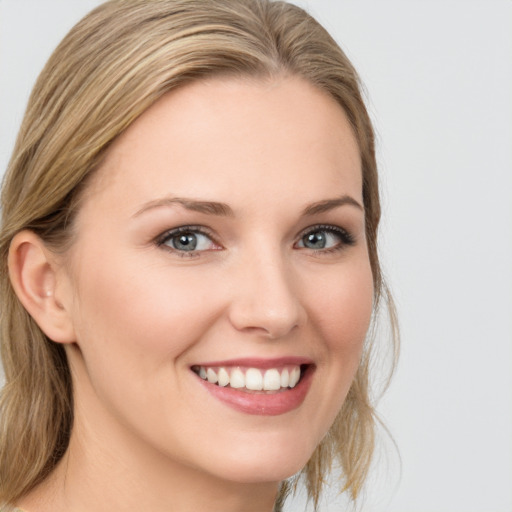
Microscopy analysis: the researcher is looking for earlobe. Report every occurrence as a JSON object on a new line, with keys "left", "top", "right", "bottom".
{"left": 8, "top": 230, "right": 76, "bottom": 343}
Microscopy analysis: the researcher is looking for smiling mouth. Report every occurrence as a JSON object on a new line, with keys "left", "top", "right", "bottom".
{"left": 191, "top": 364, "right": 308, "bottom": 393}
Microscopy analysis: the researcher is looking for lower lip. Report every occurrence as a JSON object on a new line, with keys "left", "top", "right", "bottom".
{"left": 196, "top": 366, "right": 314, "bottom": 416}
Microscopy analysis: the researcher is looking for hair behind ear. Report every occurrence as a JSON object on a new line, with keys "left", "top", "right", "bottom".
{"left": 0, "top": 231, "right": 74, "bottom": 505}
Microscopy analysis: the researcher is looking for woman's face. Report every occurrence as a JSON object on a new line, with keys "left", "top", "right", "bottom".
{"left": 60, "top": 76, "right": 374, "bottom": 484}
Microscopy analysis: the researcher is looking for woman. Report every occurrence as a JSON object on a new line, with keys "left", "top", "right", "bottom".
{"left": 0, "top": 1, "right": 398, "bottom": 511}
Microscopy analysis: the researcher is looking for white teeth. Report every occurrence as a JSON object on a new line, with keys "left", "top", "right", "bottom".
{"left": 196, "top": 364, "right": 305, "bottom": 391}
{"left": 245, "top": 368, "right": 263, "bottom": 390}
{"left": 206, "top": 368, "right": 218, "bottom": 384}
{"left": 289, "top": 367, "right": 300, "bottom": 388}
{"left": 230, "top": 368, "right": 245, "bottom": 388}
{"left": 264, "top": 369, "right": 281, "bottom": 391}
{"left": 280, "top": 368, "right": 289, "bottom": 388}
{"left": 218, "top": 367, "right": 230, "bottom": 387}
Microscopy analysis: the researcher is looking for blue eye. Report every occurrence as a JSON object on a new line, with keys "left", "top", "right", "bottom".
{"left": 158, "top": 227, "right": 218, "bottom": 254}
{"left": 296, "top": 225, "right": 354, "bottom": 252}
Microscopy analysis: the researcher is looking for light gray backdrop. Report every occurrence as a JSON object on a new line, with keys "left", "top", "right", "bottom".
{"left": 0, "top": 1, "right": 511, "bottom": 511}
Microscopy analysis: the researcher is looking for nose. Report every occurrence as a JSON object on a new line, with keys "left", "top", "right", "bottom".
{"left": 227, "top": 252, "right": 305, "bottom": 340}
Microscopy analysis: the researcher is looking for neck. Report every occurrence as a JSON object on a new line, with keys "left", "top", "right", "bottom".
{"left": 20, "top": 426, "right": 278, "bottom": 512}
{"left": 18, "top": 385, "right": 279, "bottom": 512}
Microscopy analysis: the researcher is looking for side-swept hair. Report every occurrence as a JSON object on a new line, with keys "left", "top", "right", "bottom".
{"left": 0, "top": 1, "right": 398, "bottom": 508}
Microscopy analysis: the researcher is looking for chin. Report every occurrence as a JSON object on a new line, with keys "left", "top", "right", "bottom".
{"left": 200, "top": 435, "right": 318, "bottom": 485}
{"left": 214, "top": 460, "right": 305, "bottom": 485}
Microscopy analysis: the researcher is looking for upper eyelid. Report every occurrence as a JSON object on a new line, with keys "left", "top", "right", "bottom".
{"left": 295, "top": 224, "right": 356, "bottom": 248}
{"left": 155, "top": 225, "right": 219, "bottom": 245}
{"left": 154, "top": 223, "right": 354, "bottom": 248}
{"left": 297, "top": 223, "right": 352, "bottom": 237}
{"left": 157, "top": 225, "right": 214, "bottom": 236}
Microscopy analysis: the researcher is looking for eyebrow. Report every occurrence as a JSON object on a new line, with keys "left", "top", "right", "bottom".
{"left": 133, "top": 194, "right": 363, "bottom": 218}
{"left": 302, "top": 195, "right": 363, "bottom": 216}
{"left": 133, "top": 197, "right": 234, "bottom": 218}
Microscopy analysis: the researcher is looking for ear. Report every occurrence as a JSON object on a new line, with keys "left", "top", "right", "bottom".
{"left": 8, "top": 230, "right": 76, "bottom": 343}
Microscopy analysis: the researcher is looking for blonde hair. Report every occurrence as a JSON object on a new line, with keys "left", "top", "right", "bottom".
{"left": 0, "top": 0, "right": 398, "bottom": 509}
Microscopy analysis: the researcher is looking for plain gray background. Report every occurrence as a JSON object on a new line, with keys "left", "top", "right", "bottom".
{"left": 1, "top": 1, "right": 511, "bottom": 511}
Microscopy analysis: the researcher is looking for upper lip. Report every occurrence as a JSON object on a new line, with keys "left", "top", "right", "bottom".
{"left": 191, "top": 356, "right": 314, "bottom": 369}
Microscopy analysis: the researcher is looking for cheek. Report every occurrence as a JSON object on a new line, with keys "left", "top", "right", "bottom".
{"left": 70, "top": 252, "right": 223, "bottom": 374}
{"left": 67, "top": 253, "right": 227, "bottom": 448}
{"left": 304, "top": 256, "right": 374, "bottom": 417}
{"left": 309, "top": 258, "right": 374, "bottom": 355}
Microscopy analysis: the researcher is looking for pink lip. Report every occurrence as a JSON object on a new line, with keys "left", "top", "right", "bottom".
{"left": 194, "top": 362, "right": 315, "bottom": 416}
{"left": 192, "top": 356, "right": 313, "bottom": 369}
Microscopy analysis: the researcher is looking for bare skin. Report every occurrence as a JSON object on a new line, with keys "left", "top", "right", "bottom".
{"left": 12, "top": 76, "right": 373, "bottom": 512}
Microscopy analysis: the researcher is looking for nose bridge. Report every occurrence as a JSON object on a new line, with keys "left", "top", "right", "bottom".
{"left": 228, "top": 242, "right": 303, "bottom": 339}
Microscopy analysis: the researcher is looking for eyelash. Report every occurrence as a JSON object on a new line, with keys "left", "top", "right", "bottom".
{"left": 296, "top": 224, "right": 356, "bottom": 255}
{"left": 155, "top": 225, "right": 219, "bottom": 258}
{"left": 155, "top": 224, "right": 355, "bottom": 258}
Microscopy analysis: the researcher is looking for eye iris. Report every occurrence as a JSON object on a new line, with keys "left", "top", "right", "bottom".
{"left": 304, "top": 231, "right": 326, "bottom": 249}
{"left": 173, "top": 233, "right": 197, "bottom": 251}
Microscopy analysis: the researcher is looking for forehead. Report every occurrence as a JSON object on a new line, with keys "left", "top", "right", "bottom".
{"left": 82, "top": 75, "right": 362, "bottom": 215}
